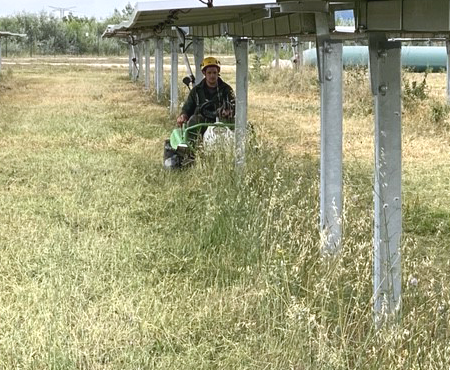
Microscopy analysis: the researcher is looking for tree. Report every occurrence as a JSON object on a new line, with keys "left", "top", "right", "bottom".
{"left": 0, "top": 4, "right": 134, "bottom": 56}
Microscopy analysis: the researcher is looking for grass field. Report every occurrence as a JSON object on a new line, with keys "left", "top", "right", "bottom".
{"left": 1, "top": 56, "right": 450, "bottom": 369}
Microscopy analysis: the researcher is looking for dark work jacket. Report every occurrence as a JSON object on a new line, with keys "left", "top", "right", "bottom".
{"left": 181, "top": 77, "right": 235, "bottom": 122}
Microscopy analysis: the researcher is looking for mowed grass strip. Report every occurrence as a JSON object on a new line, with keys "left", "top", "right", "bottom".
{"left": 0, "top": 63, "right": 174, "bottom": 368}
{"left": 0, "top": 59, "right": 450, "bottom": 369}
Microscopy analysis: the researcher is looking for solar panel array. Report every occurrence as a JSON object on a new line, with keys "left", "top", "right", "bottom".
{"left": 103, "top": 0, "right": 450, "bottom": 40}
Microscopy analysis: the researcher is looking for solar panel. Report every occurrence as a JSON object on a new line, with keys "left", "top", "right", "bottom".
{"left": 103, "top": 0, "right": 291, "bottom": 38}
{"left": 0, "top": 31, "right": 26, "bottom": 73}
{"left": 103, "top": 1, "right": 450, "bottom": 39}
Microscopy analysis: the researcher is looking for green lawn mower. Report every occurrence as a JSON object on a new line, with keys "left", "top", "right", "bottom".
{"left": 163, "top": 101, "right": 235, "bottom": 169}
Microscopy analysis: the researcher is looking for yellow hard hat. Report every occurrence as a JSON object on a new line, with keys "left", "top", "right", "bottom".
{"left": 200, "top": 57, "right": 221, "bottom": 72}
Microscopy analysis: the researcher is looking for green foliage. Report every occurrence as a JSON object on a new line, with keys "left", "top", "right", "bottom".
{"left": 0, "top": 8, "right": 236, "bottom": 58}
{"left": 403, "top": 71, "right": 428, "bottom": 107}
{"left": 404, "top": 199, "right": 450, "bottom": 236}
{"left": 249, "top": 54, "right": 269, "bottom": 82}
{"left": 335, "top": 17, "right": 355, "bottom": 27}
{"left": 430, "top": 99, "right": 450, "bottom": 127}
{"left": 204, "top": 36, "right": 233, "bottom": 55}
{"left": 401, "top": 71, "right": 450, "bottom": 135}
{"left": 261, "top": 44, "right": 293, "bottom": 63}
{"left": 335, "top": 10, "right": 355, "bottom": 27}
{"left": 0, "top": 5, "right": 133, "bottom": 56}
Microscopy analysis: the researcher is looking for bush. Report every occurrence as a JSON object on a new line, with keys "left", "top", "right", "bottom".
{"left": 403, "top": 71, "right": 428, "bottom": 108}
{"left": 249, "top": 54, "right": 269, "bottom": 82}
{"left": 430, "top": 99, "right": 450, "bottom": 128}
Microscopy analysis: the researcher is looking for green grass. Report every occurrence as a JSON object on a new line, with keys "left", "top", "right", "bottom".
{"left": 0, "top": 59, "right": 450, "bottom": 369}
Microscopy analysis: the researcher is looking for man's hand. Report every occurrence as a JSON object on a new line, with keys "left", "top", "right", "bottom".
{"left": 220, "top": 109, "right": 232, "bottom": 118}
{"left": 177, "top": 113, "right": 188, "bottom": 126}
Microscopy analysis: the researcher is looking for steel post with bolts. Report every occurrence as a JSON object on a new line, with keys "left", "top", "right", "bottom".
{"left": 193, "top": 37, "right": 204, "bottom": 85}
{"left": 446, "top": 39, "right": 450, "bottom": 104}
{"left": 369, "top": 34, "right": 402, "bottom": 328}
{"left": 233, "top": 37, "right": 248, "bottom": 169}
{"left": 155, "top": 37, "right": 164, "bottom": 102}
{"left": 138, "top": 41, "right": 144, "bottom": 81}
{"left": 170, "top": 38, "right": 179, "bottom": 117}
{"left": 315, "top": 13, "right": 343, "bottom": 254}
{"left": 128, "top": 44, "right": 133, "bottom": 80}
{"left": 144, "top": 39, "right": 151, "bottom": 91}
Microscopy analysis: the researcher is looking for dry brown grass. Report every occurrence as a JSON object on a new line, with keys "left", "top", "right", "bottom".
{"left": 245, "top": 66, "right": 450, "bottom": 207}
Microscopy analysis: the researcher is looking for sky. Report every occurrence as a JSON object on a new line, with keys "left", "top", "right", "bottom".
{"left": 0, "top": 0, "right": 134, "bottom": 20}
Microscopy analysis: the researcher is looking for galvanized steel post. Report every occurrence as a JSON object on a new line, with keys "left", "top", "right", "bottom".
{"left": 144, "top": 39, "right": 150, "bottom": 90}
{"left": 369, "top": 34, "right": 402, "bottom": 328}
{"left": 274, "top": 42, "right": 280, "bottom": 68}
{"left": 128, "top": 44, "right": 133, "bottom": 80}
{"left": 155, "top": 37, "right": 164, "bottom": 102}
{"left": 131, "top": 41, "right": 138, "bottom": 82}
{"left": 170, "top": 38, "right": 179, "bottom": 117}
{"left": 233, "top": 38, "right": 248, "bottom": 168}
{"left": 193, "top": 37, "right": 204, "bottom": 85}
{"left": 316, "top": 13, "right": 343, "bottom": 254}
{"left": 138, "top": 41, "right": 144, "bottom": 81}
{"left": 446, "top": 39, "right": 450, "bottom": 104}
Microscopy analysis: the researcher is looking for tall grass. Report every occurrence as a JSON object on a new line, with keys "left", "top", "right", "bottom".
{"left": 0, "top": 58, "right": 449, "bottom": 369}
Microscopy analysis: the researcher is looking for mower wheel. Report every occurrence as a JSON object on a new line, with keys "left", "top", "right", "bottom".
{"left": 163, "top": 139, "right": 181, "bottom": 169}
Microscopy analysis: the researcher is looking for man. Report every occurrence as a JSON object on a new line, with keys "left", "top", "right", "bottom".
{"left": 164, "top": 57, "right": 235, "bottom": 169}
{"left": 176, "top": 56, "right": 235, "bottom": 129}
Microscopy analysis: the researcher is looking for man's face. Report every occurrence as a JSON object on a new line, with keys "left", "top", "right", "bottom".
{"left": 203, "top": 66, "right": 219, "bottom": 87}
